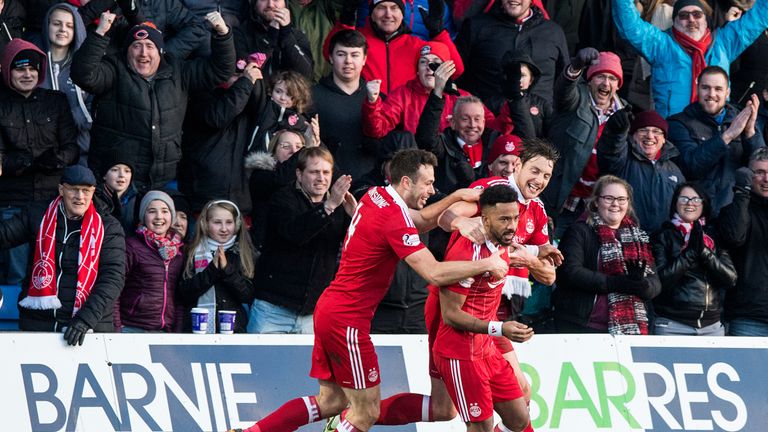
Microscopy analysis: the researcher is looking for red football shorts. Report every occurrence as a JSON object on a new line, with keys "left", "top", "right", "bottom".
{"left": 435, "top": 350, "right": 524, "bottom": 422}
{"left": 310, "top": 321, "right": 381, "bottom": 390}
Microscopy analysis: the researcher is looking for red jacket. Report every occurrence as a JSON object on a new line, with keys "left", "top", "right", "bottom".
{"left": 324, "top": 22, "right": 464, "bottom": 95}
{"left": 362, "top": 78, "right": 495, "bottom": 138}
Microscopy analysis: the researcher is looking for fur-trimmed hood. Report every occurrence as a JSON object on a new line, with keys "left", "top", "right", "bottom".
{"left": 245, "top": 151, "right": 277, "bottom": 171}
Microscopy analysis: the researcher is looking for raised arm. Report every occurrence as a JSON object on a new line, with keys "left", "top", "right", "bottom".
{"left": 410, "top": 188, "right": 480, "bottom": 232}
{"left": 611, "top": 0, "right": 670, "bottom": 64}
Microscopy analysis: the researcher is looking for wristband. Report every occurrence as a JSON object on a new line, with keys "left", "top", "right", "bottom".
{"left": 488, "top": 321, "right": 503, "bottom": 337}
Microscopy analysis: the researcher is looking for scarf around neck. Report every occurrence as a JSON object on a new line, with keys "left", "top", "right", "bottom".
{"left": 193, "top": 236, "right": 237, "bottom": 333}
{"left": 672, "top": 27, "right": 712, "bottom": 103}
{"left": 136, "top": 225, "right": 183, "bottom": 261}
{"left": 671, "top": 214, "right": 714, "bottom": 250}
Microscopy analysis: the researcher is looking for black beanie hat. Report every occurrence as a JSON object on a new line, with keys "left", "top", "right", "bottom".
{"left": 673, "top": 0, "right": 705, "bottom": 19}
{"left": 125, "top": 22, "right": 165, "bottom": 52}
{"left": 370, "top": 0, "right": 405, "bottom": 14}
{"left": 100, "top": 146, "right": 136, "bottom": 178}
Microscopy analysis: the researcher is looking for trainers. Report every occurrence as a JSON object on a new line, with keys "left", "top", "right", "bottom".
{"left": 322, "top": 414, "right": 340, "bottom": 431}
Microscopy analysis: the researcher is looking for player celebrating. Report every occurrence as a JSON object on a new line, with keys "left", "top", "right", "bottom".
{"left": 435, "top": 184, "right": 533, "bottom": 432}
{"left": 228, "top": 148, "right": 509, "bottom": 432}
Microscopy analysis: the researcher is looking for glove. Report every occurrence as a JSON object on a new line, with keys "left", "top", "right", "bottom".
{"left": 571, "top": 47, "right": 600, "bottom": 71}
{"left": 34, "top": 149, "right": 65, "bottom": 172}
{"left": 339, "top": 0, "right": 358, "bottom": 26}
{"left": 607, "top": 275, "right": 650, "bottom": 296}
{"left": 1, "top": 150, "right": 34, "bottom": 176}
{"left": 418, "top": 0, "right": 445, "bottom": 39}
{"left": 734, "top": 166, "right": 754, "bottom": 192}
{"left": 605, "top": 106, "right": 634, "bottom": 135}
{"left": 502, "top": 61, "right": 523, "bottom": 101}
{"left": 687, "top": 221, "right": 705, "bottom": 255}
{"left": 625, "top": 259, "right": 648, "bottom": 281}
{"left": 64, "top": 317, "right": 91, "bottom": 346}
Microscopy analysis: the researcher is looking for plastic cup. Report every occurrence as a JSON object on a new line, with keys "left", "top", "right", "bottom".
{"left": 218, "top": 310, "right": 237, "bottom": 334}
{"left": 191, "top": 307, "right": 209, "bottom": 334}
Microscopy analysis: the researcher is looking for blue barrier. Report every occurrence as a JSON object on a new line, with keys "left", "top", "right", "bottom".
{"left": 0, "top": 284, "right": 20, "bottom": 330}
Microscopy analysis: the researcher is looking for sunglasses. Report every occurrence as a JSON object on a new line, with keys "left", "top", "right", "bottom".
{"left": 677, "top": 10, "right": 704, "bottom": 20}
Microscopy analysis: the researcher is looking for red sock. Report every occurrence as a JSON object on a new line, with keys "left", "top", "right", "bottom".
{"left": 246, "top": 396, "right": 322, "bottom": 432}
{"left": 376, "top": 393, "right": 430, "bottom": 425}
{"left": 335, "top": 418, "right": 363, "bottom": 432}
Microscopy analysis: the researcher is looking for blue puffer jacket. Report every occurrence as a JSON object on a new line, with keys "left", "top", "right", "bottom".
{"left": 612, "top": 0, "right": 768, "bottom": 118}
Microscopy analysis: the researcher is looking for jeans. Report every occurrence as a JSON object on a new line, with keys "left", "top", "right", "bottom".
{"left": 727, "top": 318, "right": 768, "bottom": 336}
{"left": 654, "top": 317, "right": 725, "bottom": 336}
{"left": 247, "top": 298, "right": 314, "bottom": 334}
{"left": 0, "top": 207, "right": 29, "bottom": 285}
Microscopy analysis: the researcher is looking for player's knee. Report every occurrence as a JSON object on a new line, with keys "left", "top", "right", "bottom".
{"left": 353, "top": 399, "right": 380, "bottom": 428}
{"left": 315, "top": 392, "right": 348, "bottom": 416}
{"left": 431, "top": 401, "right": 458, "bottom": 421}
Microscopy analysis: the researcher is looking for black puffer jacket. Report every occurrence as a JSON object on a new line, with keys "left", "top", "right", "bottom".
{"left": 0, "top": 199, "right": 125, "bottom": 332}
{"left": 651, "top": 222, "right": 737, "bottom": 328}
{"left": 136, "top": 0, "right": 208, "bottom": 58}
{"left": 234, "top": 12, "right": 313, "bottom": 80}
{"left": 71, "top": 29, "right": 235, "bottom": 192}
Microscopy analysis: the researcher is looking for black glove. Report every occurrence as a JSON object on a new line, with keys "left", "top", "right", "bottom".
{"left": 605, "top": 106, "right": 634, "bottom": 135}
{"left": 734, "top": 166, "right": 754, "bottom": 192}
{"left": 1, "top": 151, "right": 34, "bottom": 176}
{"left": 339, "top": 0, "right": 358, "bottom": 26}
{"left": 64, "top": 317, "right": 91, "bottom": 346}
{"left": 502, "top": 61, "right": 523, "bottom": 101}
{"left": 625, "top": 259, "right": 648, "bottom": 281}
{"left": 418, "top": 0, "right": 445, "bottom": 39}
{"left": 687, "top": 221, "right": 705, "bottom": 255}
{"left": 607, "top": 275, "right": 650, "bottom": 296}
{"left": 571, "top": 47, "right": 600, "bottom": 71}
{"left": 34, "top": 149, "right": 65, "bottom": 172}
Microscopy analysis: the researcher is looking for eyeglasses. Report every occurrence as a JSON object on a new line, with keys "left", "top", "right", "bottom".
{"left": 678, "top": 196, "right": 704, "bottom": 205}
{"left": 599, "top": 195, "right": 629, "bottom": 205}
{"left": 677, "top": 10, "right": 704, "bottom": 20}
{"left": 636, "top": 127, "right": 664, "bottom": 137}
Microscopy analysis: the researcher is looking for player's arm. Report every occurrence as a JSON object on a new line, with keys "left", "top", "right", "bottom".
{"left": 528, "top": 258, "right": 556, "bottom": 285}
{"left": 439, "top": 286, "right": 533, "bottom": 342}
{"left": 410, "top": 188, "right": 481, "bottom": 232}
{"left": 509, "top": 243, "right": 556, "bottom": 285}
{"left": 404, "top": 247, "right": 508, "bottom": 287}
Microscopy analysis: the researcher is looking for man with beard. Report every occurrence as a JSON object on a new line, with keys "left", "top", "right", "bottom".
{"left": 613, "top": 0, "right": 768, "bottom": 117}
{"left": 543, "top": 48, "right": 626, "bottom": 237}
{"left": 668, "top": 66, "right": 765, "bottom": 216}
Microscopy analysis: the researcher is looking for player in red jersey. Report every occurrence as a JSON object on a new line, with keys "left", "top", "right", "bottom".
{"left": 434, "top": 183, "right": 533, "bottom": 431}
{"left": 228, "top": 149, "right": 509, "bottom": 432}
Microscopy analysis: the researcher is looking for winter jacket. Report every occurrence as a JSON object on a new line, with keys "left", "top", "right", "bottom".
{"left": 324, "top": 20, "right": 463, "bottom": 95}
{"left": 362, "top": 78, "right": 495, "bottom": 139}
{"left": 39, "top": 3, "right": 93, "bottom": 166}
{"left": 0, "top": 0, "right": 25, "bottom": 53}
{"left": 597, "top": 129, "right": 685, "bottom": 233}
{"left": 415, "top": 92, "right": 497, "bottom": 193}
{"left": 288, "top": 0, "right": 341, "bottom": 82}
{"left": 455, "top": 5, "right": 568, "bottom": 112}
{"left": 246, "top": 151, "right": 300, "bottom": 249}
{"left": 234, "top": 11, "right": 314, "bottom": 80}
{"left": 94, "top": 182, "right": 140, "bottom": 235}
{"left": 254, "top": 183, "right": 349, "bottom": 315}
{"left": 0, "top": 199, "right": 125, "bottom": 332}
{"left": 177, "top": 244, "right": 256, "bottom": 333}
{"left": 730, "top": 32, "right": 768, "bottom": 103}
{"left": 135, "top": 0, "right": 207, "bottom": 58}
{"left": 668, "top": 102, "right": 765, "bottom": 216}
{"left": 356, "top": 0, "right": 456, "bottom": 41}
{"left": 180, "top": 76, "right": 268, "bottom": 214}
{"left": 719, "top": 188, "right": 768, "bottom": 324}
{"left": 612, "top": 0, "right": 768, "bottom": 117}
{"left": 312, "top": 74, "right": 373, "bottom": 178}
{"left": 494, "top": 91, "right": 553, "bottom": 138}
{"left": 553, "top": 220, "right": 661, "bottom": 328}
{"left": 114, "top": 234, "right": 184, "bottom": 331}
{"left": 652, "top": 222, "right": 737, "bottom": 328}
{"left": 542, "top": 71, "right": 626, "bottom": 217}
{"left": 72, "top": 29, "right": 235, "bottom": 192}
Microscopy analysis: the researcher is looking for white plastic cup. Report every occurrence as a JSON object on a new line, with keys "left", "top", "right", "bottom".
{"left": 191, "top": 307, "right": 209, "bottom": 334}
{"left": 218, "top": 310, "right": 237, "bottom": 334}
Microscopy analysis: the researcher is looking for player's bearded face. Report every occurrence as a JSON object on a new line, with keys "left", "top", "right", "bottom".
{"left": 484, "top": 202, "right": 520, "bottom": 246}
{"left": 406, "top": 165, "right": 436, "bottom": 209}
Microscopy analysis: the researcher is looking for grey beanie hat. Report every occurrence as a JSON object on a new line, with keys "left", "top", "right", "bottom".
{"left": 139, "top": 190, "right": 176, "bottom": 224}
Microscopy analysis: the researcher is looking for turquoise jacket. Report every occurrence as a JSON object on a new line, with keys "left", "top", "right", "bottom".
{"left": 612, "top": 0, "right": 768, "bottom": 117}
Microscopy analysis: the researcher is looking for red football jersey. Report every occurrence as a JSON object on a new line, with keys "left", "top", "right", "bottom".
{"left": 433, "top": 236, "right": 510, "bottom": 361}
{"left": 317, "top": 186, "right": 425, "bottom": 326}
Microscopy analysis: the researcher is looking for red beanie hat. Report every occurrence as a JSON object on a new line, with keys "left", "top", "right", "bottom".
{"left": 487, "top": 134, "right": 524, "bottom": 164}
{"left": 418, "top": 41, "right": 451, "bottom": 64}
{"left": 629, "top": 110, "right": 669, "bottom": 137}
{"left": 586, "top": 52, "right": 623, "bottom": 88}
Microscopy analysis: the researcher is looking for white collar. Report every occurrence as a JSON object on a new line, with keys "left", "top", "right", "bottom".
{"left": 507, "top": 175, "right": 530, "bottom": 205}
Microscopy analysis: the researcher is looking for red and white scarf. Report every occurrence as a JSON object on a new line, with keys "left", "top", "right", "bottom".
{"left": 671, "top": 214, "right": 715, "bottom": 250}
{"left": 19, "top": 196, "right": 104, "bottom": 314}
{"left": 672, "top": 27, "right": 712, "bottom": 103}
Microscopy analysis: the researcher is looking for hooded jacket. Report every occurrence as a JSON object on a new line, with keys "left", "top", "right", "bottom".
{"left": 40, "top": 3, "right": 93, "bottom": 166}
{"left": 0, "top": 0, "right": 25, "bottom": 53}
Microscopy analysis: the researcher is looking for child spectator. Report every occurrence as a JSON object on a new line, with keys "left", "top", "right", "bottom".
{"left": 95, "top": 149, "right": 139, "bottom": 235}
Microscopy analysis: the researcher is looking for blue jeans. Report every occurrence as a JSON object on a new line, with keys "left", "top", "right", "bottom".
{"left": 0, "top": 207, "right": 29, "bottom": 285}
{"left": 727, "top": 318, "right": 768, "bottom": 336}
{"left": 654, "top": 317, "right": 725, "bottom": 336}
{"left": 247, "top": 299, "right": 314, "bottom": 334}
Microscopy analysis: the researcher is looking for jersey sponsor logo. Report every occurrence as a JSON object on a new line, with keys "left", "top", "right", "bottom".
{"left": 526, "top": 219, "right": 535, "bottom": 234}
{"left": 368, "top": 188, "right": 389, "bottom": 208}
{"left": 402, "top": 233, "right": 421, "bottom": 247}
{"left": 469, "top": 403, "right": 482, "bottom": 418}
{"left": 367, "top": 368, "right": 379, "bottom": 382}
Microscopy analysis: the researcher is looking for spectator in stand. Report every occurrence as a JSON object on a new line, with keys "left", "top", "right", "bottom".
{"left": 234, "top": 0, "right": 314, "bottom": 80}
{"left": 554, "top": 175, "right": 661, "bottom": 334}
{"left": 356, "top": 0, "right": 456, "bottom": 40}
{"left": 719, "top": 148, "right": 768, "bottom": 336}
{"left": 72, "top": 12, "right": 235, "bottom": 193}
{"left": 455, "top": 0, "right": 568, "bottom": 112}
{"left": 325, "top": 0, "right": 463, "bottom": 96}
{"left": 0, "top": 166, "right": 125, "bottom": 344}
{"left": 40, "top": 3, "right": 93, "bottom": 166}
{"left": 248, "top": 147, "right": 354, "bottom": 333}
{"left": 544, "top": 48, "right": 627, "bottom": 238}
{"left": 652, "top": 182, "right": 737, "bottom": 336}
{"left": 129, "top": 0, "right": 208, "bottom": 58}
{"left": 180, "top": 56, "right": 268, "bottom": 216}
{"left": 114, "top": 191, "right": 184, "bottom": 332}
{"left": 165, "top": 188, "right": 192, "bottom": 241}
{"left": 0, "top": 39, "right": 79, "bottom": 285}
{"left": 312, "top": 29, "right": 373, "bottom": 179}
{"left": 612, "top": 0, "right": 768, "bottom": 117}
{"left": 668, "top": 66, "right": 765, "bottom": 217}
{"left": 179, "top": 200, "right": 256, "bottom": 333}
{"left": 363, "top": 41, "right": 494, "bottom": 141}
{"left": 597, "top": 109, "right": 685, "bottom": 233}
{"left": 288, "top": 0, "right": 347, "bottom": 82}
{"left": 494, "top": 52, "right": 553, "bottom": 139}
{"left": 0, "top": 0, "right": 24, "bottom": 53}
{"left": 94, "top": 148, "right": 139, "bottom": 235}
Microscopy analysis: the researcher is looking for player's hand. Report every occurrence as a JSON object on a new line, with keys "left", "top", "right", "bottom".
{"left": 455, "top": 216, "right": 485, "bottom": 244}
{"left": 538, "top": 243, "right": 564, "bottom": 267}
{"left": 502, "top": 320, "right": 533, "bottom": 343}
{"left": 508, "top": 243, "right": 536, "bottom": 268}
{"left": 452, "top": 187, "right": 482, "bottom": 203}
{"left": 366, "top": 79, "right": 382, "bottom": 103}
{"left": 486, "top": 249, "right": 509, "bottom": 280}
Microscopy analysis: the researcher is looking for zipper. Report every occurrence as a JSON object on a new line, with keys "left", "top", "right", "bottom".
{"left": 161, "top": 261, "right": 169, "bottom": 329}
{"left": 386, "top": 41, "right": 391, "bottom": 94}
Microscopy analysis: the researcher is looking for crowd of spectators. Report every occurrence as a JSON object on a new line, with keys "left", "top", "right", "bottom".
{"left": 1, "top": 0, "right": 768, "bottom": 344}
